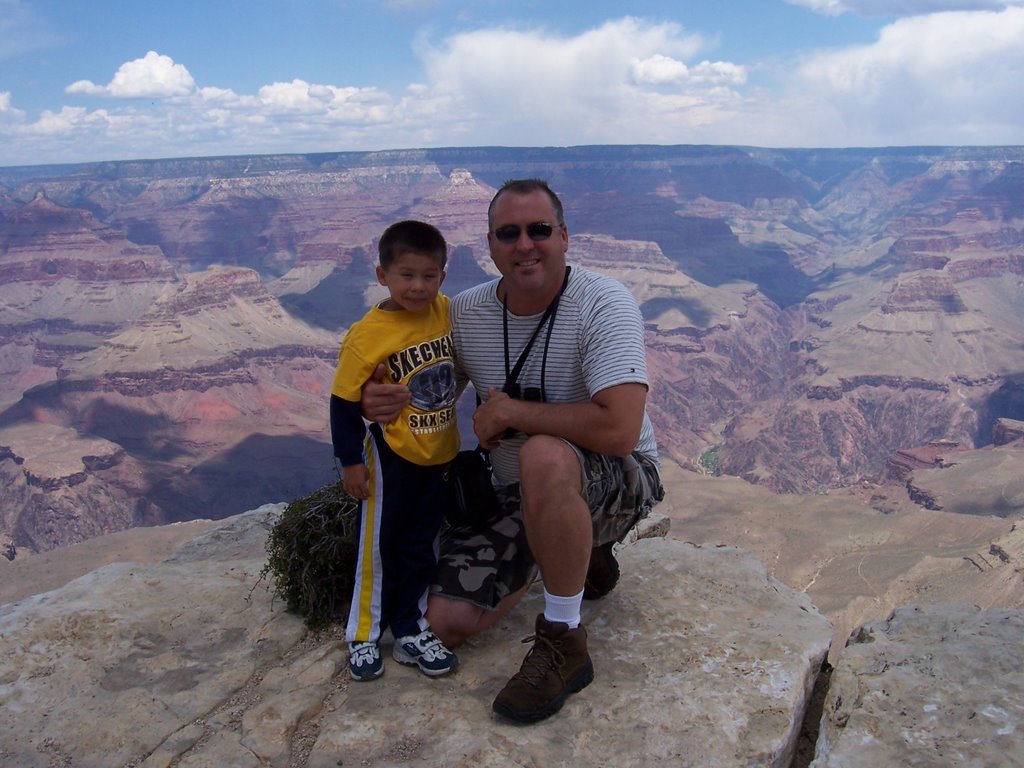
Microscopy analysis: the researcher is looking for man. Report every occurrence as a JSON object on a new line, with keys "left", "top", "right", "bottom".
{"left": 362, "top": 178, "right": 664, "bottom": 722}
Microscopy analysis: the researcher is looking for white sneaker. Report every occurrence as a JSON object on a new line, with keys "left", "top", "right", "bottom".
{"left": 348, "top": 641, "right": 383, "bottom": 681}
{"left": 392, "top": 630, "right": 458, "bottom": 677}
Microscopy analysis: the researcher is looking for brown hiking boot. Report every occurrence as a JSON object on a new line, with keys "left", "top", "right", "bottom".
{"left": 583, "top": 540, "right": 620, "bottom": 600}
{"left": 492, "top": 615, "right": 594, "bottom": 723}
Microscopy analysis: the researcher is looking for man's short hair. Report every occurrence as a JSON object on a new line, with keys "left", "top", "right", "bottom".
{"left": 488, "top": 179, "right": 565, "bottom": 228}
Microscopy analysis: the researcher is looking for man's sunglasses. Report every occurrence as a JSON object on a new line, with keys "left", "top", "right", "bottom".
{"left": 492, "top": 221, "right": 561, "bottom": 244}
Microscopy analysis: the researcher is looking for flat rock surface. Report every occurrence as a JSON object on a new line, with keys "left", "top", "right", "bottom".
{"left": 309, "top": 537, "right": 832, "bottom": 768}
{"left": 0, "top": 506, "right": 832, "bottom": 768}
{"left": 910, "top": 445, "right": 1024, "bottom": 517}
{"left": 813, "top": 603, "right": 1024, "bottom": 767}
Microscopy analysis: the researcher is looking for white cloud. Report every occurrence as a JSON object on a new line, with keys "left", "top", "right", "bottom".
{"left": 197, "top": 86, "right": 238, "bottom": 103}
{"left": 632, "top": 54, "right": 690, "bottom": 84}
{"left": 0, "top": 90, "right": 26, "bottom": 121}
{"left": 419, "top": 17, "right": 709, "bottom": 98}
{"left": 787, "top": 0, "right": 848, "bottom": 15}
{"left": 409, "top": 17, "right": 735, "bottom": 145}
{"left": 29, "top": 105, "right": 106, "bottom": 135}
{"left": 632, "top": 55, "right": 747, "bottom": 86}
{"left": 257, "top": 80, "right": 325, "bottom": 111}
{"left": 787, "top": 0, "right": 1019, "bottom": 15}
{"left": 256, "top": 79, "right": 392, "bottom": 121}
{"left": 790, "top": 6, "right": 1024, "bottom": 142}
{"left": 66, "top": 51, "right": 196, "bottom": 98}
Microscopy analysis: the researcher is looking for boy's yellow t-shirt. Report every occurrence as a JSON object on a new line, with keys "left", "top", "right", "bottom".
{"left": 331, "top": 294, "right": 459, "bottom": 467}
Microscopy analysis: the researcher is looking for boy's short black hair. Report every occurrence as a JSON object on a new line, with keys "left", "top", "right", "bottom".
{"left": 378, "top": 220, "right": 448, "bottom": 270}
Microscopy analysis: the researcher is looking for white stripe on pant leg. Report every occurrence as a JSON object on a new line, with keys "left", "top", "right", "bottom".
{"left": 346, "top": 433, "right": 385, "bottom": 643}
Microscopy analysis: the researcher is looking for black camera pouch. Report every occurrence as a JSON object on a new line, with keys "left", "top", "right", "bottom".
{"left": 443, "top": 446, "right": 501, "bottom": 529}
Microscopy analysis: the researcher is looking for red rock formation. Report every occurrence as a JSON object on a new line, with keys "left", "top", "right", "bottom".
{"left": 994, "top": 418, "right": 1024, "bottom": 445}
{"left": 882, "top": 439, "right": 964, "bottom": 483}
{"left": 0, "top": 194, "right": 177, "bottom": 285}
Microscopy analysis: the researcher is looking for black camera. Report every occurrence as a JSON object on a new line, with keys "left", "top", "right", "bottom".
{"left": 503, "top": 383, "right": 543, "bottom": 401}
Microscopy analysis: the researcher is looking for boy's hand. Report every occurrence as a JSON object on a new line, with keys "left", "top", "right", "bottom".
{"left": 361, "top": 363, "right": 409, "bottom": 423}
{"left": 343, "top": 464, "right": 370, "bottom": 500}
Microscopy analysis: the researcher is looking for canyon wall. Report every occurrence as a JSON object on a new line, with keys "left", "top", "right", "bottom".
{"left": 2, "top": 145, "right": 1024, "bottom": 551}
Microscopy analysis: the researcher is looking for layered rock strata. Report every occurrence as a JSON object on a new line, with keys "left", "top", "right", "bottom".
{"left": 4, "top": 146, "right": 1024, "bottom": 535}
{"left": 1, "top": 265, "right": 339, "bottom": 554}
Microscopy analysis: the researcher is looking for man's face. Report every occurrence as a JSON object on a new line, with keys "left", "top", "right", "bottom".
{"left": 487, "top": 189, "right": 569, "bottom": 306}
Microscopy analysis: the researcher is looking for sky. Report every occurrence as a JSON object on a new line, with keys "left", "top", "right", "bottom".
{"left": 1, "top": 0, "right": 1023, "bottom": 167}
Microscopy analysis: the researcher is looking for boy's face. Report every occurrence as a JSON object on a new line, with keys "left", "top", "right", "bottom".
{"left": 376, "top": 250, "right": 445, "bottom": 312}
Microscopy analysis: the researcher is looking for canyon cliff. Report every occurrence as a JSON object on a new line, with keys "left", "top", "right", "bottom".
{"left": 2, "top": 145, "right": 1024, "bottom": 553}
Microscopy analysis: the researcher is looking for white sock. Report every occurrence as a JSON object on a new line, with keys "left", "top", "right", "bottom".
{"left": 543, "top": 588, "right": 584, "bottom": 629}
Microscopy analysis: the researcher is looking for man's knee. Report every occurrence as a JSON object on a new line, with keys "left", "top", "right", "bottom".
{"left": 518, "top": 435, "right": 579, "bottom": 485}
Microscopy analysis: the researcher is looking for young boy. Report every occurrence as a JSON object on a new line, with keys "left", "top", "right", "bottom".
{"left": 330, "top": 220, "right": 460, "bottom": 681}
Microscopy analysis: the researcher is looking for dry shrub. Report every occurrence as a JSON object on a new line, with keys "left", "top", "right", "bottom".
{"left": 259, "top": 480, "right": 360, "bottom": 630}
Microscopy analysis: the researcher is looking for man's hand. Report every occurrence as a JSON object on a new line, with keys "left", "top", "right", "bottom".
{"left": 472, "top": 382, "right": 648, "bottom": 456}
{"left": 361, "top": 363, "right": 409, "bottom": 423}
{"left": 473, "top": 387, "right": 515, "bottom": 449}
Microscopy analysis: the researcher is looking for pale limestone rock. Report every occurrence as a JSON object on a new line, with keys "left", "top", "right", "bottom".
{"left": 174, "top": 730, "right": 263, "bottom": 768}
{"left": 307, "top": 537, "right": 833, "bottom": 768}
{"left": 0, "top": 505, "right": 832, "bottom": 768}
{"left": 137, "top": 723, "right": 204, "bottom": 768}
{"left": 240, "top": 643, "right": 344, "bottom": 767}
{"left": 0, "top": 504, "right": 305, "bottom": 768}
{"left": 812, "top": 603, "right": 1024, "bottom": 767}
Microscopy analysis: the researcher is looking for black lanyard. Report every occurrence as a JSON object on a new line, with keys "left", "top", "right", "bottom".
{"left": 501, "top": 266, "right": 571, "bottom": 400}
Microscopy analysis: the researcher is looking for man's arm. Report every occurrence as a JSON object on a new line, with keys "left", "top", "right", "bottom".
{"left": 473, "top": 382, "right": 647, "bottom": 457}
{"left": 360, "top": 363, "right": 410, "bottom": 423}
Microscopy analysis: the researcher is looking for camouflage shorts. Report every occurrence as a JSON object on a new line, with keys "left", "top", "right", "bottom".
{"left": 431, "top": 448, "right": 664, "bottom": 610}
